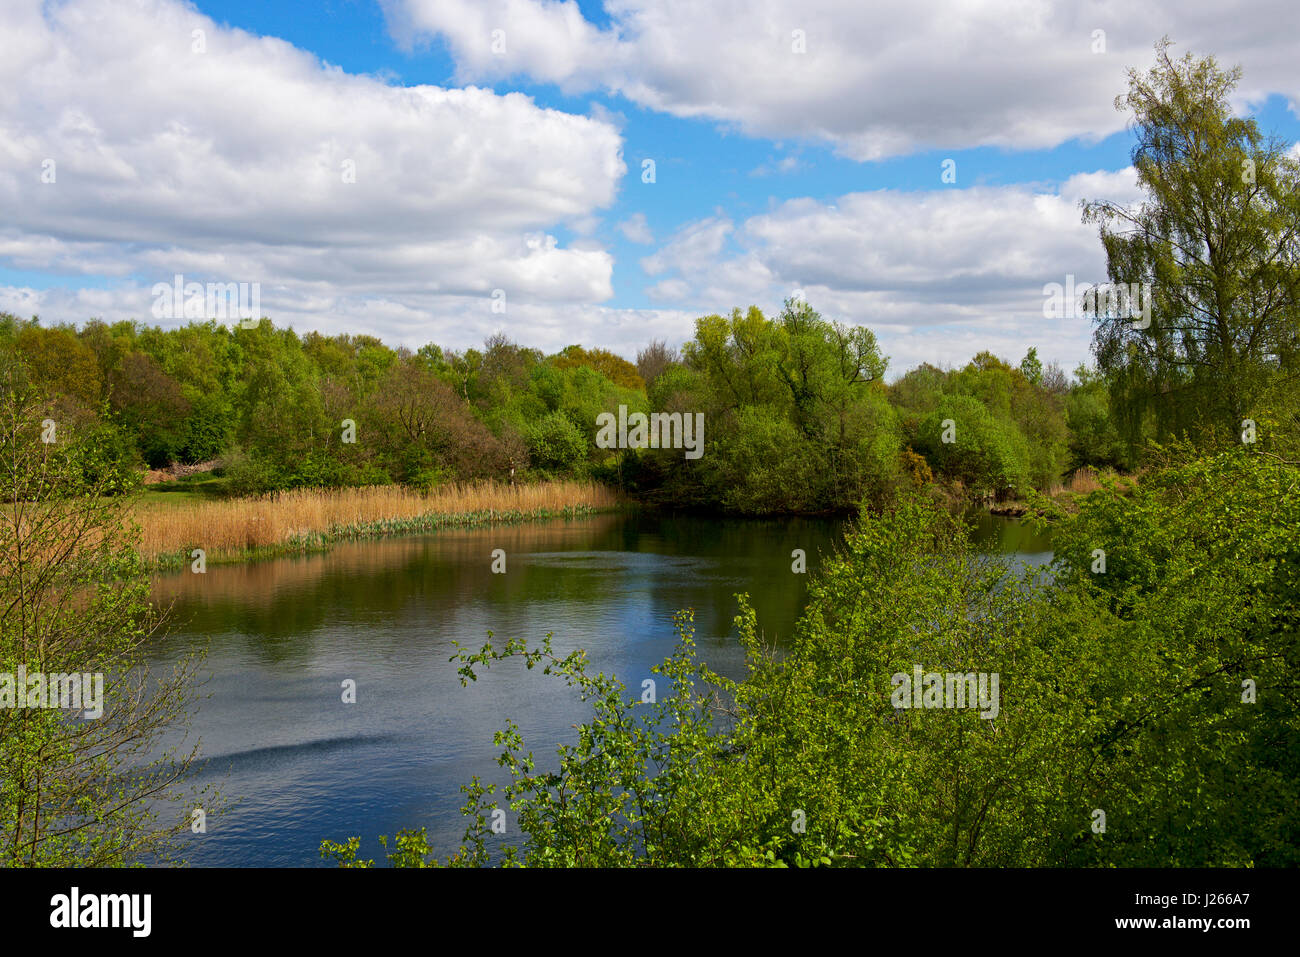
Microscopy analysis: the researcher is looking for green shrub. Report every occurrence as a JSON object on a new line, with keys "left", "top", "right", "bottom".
{"left": 522, "top": 411, "right": 587, "bottom": 474}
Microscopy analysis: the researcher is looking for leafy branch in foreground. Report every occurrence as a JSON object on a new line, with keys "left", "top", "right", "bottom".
{"left": 325, "top": 611, "right": 783, "bottom": 867}
{"left": 1, "top": 356, "right": 217, "bottom": 866}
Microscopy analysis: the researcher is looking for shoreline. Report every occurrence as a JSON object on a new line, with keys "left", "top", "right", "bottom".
{"left": 135, "top": 469, "right": 1133, "bottom": 574}
{"left": 144, "top": 503, "right": 624, "bottom": 572}
{"left": 132, "top": 480, "right": 627, "bottom": 573}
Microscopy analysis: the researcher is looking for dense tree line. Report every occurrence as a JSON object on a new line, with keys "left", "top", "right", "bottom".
{"left": 0, "top": 316, "right": 645, "bottom": 497}
{"left": 0, "top": 306, "right": 1131, "bottom": 511}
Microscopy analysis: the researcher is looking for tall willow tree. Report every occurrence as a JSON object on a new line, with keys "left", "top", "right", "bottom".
{"left": 1083, "top": 39, "right": 1300, "bottom": 451}
{"left": 0, "top": 356, "right": 209, "bottom": 865}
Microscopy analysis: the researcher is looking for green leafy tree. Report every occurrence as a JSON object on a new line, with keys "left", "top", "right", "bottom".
{"left": 917, "top": 395, "right": 1032, "bottom": 496}
{"left": 522, "top": 411, "right": 587, "bottom": 475}
{"left": 1019, "top": 347, "right": 1044, "bottom": 386}
{"left": 1047, "top": 446, "right": 1300, "bottom": 864}
{"left": 1083, "top": 39, "right": 1300, "bottom": 450}
{"left": 553, "top": 344, "right": 645, "bottom": 391}
{"left": 1, "top": 358, "right": 210, "bottom": 865}
{"left": 664, "top": 301, "right": 898, "bottom": 513}
{"left": 179, "top": 392, "right": 233, "bottom": 463}
{"left": 1065, "top": 365, "right": 1127, "bottom": 469}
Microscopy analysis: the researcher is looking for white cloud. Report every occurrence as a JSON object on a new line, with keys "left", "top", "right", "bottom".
{"left": 617, "top": 212, "right": 654, "bottom": 243}
{"left": 639, "top": 216, "right": 733, "bottom": 276}
{"left": 388, "top": 0, "right": 1300, "bottom": 160}
{"left": 3, "top": 160, "right": 1145, "bottom": 370}
{"left": 645, "top": 278, "right": 690, "bottom": 301}
{"left": 632, "top": 169, "right": 1141, "bottom": 371}
{"left": 0, "top": 0, "right": 626, "bottom": 338}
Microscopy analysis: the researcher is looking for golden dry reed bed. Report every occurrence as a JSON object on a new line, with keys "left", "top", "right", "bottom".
{"left": 1044, "top": 466, "right": 1121, "bottom": 498}
{"left": 131, "top": 480, "right": 623, "bottom": 566}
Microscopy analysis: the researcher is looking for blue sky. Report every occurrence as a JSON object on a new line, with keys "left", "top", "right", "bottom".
{"left": 2, "top": 0, "right": 1298, "bottom": 374}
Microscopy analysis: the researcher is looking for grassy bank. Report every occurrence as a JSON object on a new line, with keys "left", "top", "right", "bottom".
{"left": 986, "top": 466, "right": 1137, "bottom": 517}
{"left": 133, "top": 480, "right": 625, "bottom": 570}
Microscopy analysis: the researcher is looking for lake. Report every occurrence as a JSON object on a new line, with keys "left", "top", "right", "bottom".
{"left": 146, "top": 509, "right": 1052, "bottom": 866}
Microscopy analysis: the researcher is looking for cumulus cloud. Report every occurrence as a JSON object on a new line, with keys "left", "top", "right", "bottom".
{"left": 639, "top": 215, "right": 733, "bottom": 276}
{"left": 0, "top": 0, "right": 625, "bottom": 340}
{"left": 387, "top": 0, "right": 1300, "bottom": 160}
{"left": 634, "top": 169, "right": 1141, "bottom": 371}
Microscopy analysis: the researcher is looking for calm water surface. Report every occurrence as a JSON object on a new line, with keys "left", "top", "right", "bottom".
{"left": 147, "top": 510, "right": 1049, "bottom": 866}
